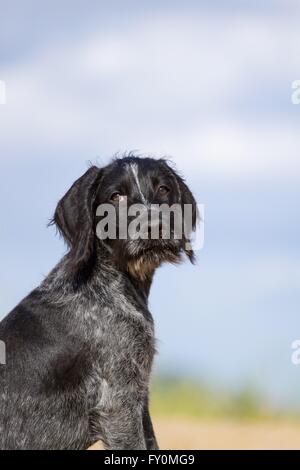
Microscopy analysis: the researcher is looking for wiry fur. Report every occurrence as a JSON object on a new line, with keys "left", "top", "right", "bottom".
{"left": 0, "top": 155, "right": 196, "bottom": 450}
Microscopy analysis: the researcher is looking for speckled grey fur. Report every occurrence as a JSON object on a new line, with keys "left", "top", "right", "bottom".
{"left": 0, "top": 156, "right": 196, "bottom": 450}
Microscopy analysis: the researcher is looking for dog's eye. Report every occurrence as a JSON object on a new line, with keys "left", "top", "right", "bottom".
{"left": 158, "top": 185, "right": 170, "bottom": 196}
{"left": 110, "top": 192, "right": 121, "bottom": 202}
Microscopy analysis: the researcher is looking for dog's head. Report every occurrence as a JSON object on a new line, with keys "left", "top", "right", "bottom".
{"left": 53, "top": 156, "right": 197, "bottom": 280}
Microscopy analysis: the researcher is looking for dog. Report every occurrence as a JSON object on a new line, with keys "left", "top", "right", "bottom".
{"left": 0, "top": 155, "right": 197, "bottom": 450}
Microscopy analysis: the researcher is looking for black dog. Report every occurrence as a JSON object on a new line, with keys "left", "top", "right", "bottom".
{"left": 0, "top": 155, "right": 197, "bottom": 450}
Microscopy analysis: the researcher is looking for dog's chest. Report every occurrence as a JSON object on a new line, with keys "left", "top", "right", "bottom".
{"left": 96, "top": 292, "right": 156, "bottom": 377}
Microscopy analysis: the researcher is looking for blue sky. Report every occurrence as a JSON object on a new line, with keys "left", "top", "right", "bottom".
{"left": 0, "top": 0, "right": 300, "bottom": 409}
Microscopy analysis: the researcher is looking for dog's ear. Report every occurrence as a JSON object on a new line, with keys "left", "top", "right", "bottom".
{"left": 160, "top": 159, "right": 198, "bottom": 262}
{"left": 52, "top": 166, "right": 102, "bottom": 274}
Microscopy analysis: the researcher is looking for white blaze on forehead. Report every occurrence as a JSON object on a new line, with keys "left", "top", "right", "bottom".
{"left": 129, "top": 163, "right": 147, "bottom": 204}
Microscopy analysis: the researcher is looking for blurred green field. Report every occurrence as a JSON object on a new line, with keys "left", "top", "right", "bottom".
{"left": 145, "top": 377, "right": 300, "bottom": 449}
{"left": 150, "top": 376, "right": 299, "bottom": 421}
{"left": 151, "top": 378, "right": 259, "bottom": 420}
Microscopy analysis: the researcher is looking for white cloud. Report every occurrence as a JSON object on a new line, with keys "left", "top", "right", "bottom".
{"left": 154, "top": 121, "right": 300, "bottom": 178}
{"left": 0, "top": 9, "right": 299, "bottom": 180}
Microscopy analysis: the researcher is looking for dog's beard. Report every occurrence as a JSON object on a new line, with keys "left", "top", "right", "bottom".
{"left": 109, "top": 238, "right": 184, "bottom": 281}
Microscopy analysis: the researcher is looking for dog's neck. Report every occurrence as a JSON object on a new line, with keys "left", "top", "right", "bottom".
{"left": 97, "top": 241, "right": 155, "bottom": 300}
{"left": 127, "top": 270, "right": 154, "bottom": 300}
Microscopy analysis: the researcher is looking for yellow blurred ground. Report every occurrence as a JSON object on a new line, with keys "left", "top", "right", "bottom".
{"left": 89, "top": 417, "right": 300, "bottom": 450}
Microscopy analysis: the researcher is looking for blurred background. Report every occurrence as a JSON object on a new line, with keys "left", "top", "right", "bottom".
{"left": 1, "top": 0, "right": 300, "bottom": 449}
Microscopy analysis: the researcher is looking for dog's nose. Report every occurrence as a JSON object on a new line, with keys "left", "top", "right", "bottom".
{"left": 147, "top": 220, "right": 163, "bottom": 238}
{"left": 139, "top": 209, "right": 164, "bottom": 239}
